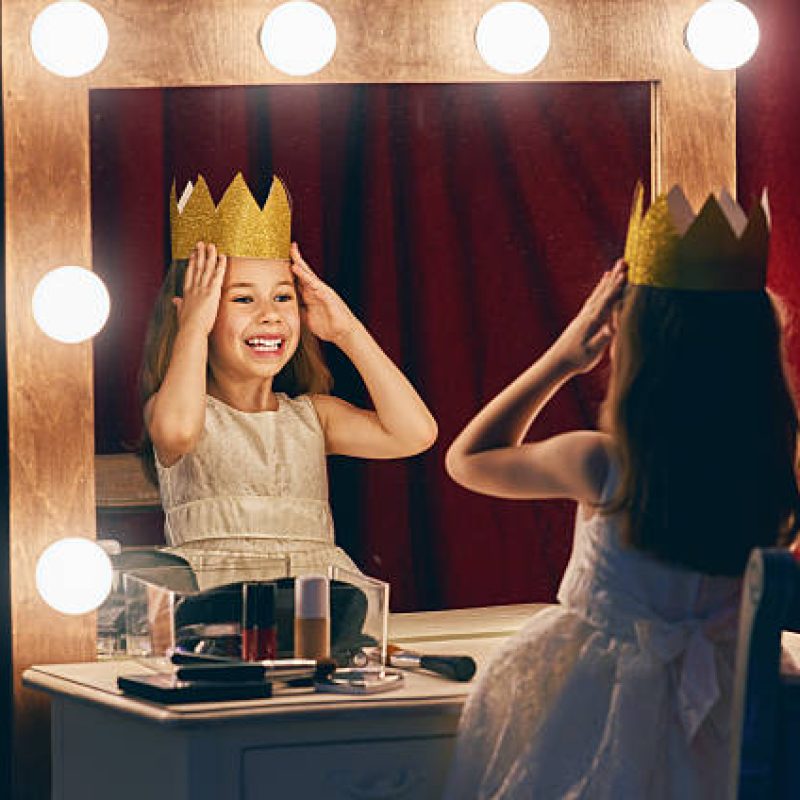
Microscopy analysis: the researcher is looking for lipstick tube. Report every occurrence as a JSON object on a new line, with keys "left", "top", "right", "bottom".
{"left": 241, "top": 582, "right": 277, "bottom": 662}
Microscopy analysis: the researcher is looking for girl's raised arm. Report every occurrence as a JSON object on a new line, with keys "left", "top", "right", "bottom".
{"left": 445, "top": 260, "right": 627, "bottom": 504}
{"left": 146, "top": 242, "right": 226, "bottom": 467}
{"left": 291, "top": 244, "right": 438, "bottom": 459}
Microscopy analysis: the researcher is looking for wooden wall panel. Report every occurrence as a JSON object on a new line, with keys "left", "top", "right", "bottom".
{"left": 2, "top": 1, "right": 736, "bottom": 797}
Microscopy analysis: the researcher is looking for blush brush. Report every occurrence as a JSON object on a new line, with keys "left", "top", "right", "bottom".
{"left": 386, "top": 644, "right": 476, "bottom": 682}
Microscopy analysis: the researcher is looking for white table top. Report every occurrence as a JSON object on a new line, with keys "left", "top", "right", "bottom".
{"left": 24, "top": 604, "right": 546, "bottom": 725}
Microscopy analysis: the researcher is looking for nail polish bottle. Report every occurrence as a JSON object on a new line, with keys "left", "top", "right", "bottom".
{"left": 294, "top": 575, "right": 330, "bottom": 660}
{"left": 242, "top": 582, "right": 277, "bottom": 662}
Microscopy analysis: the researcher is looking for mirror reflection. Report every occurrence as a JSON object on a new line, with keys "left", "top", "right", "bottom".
{"left": 91, "top": 82, "right": 650, "bottom": 611}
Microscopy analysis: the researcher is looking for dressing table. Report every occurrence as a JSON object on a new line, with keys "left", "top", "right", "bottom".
{"left": 25, "top": 604, "right": 542, "bottom": 800}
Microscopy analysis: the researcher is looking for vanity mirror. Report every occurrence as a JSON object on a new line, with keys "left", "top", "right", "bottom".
{"left": 3, "top": 0, "right": 735, "bottom": 791}
{"left": 90, "top": 79, "right": 650, "bottom": 611}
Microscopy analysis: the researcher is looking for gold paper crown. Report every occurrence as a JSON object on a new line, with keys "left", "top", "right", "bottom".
{"left": 624, "top": 183, "right": 769, "bottom": 291}
{"left": 169, "top": 172, "right": 292, "bottom": 261}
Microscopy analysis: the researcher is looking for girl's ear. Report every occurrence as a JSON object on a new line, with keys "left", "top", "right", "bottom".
{"left": 172, "top": 297, "right": 182, "bottom": 314}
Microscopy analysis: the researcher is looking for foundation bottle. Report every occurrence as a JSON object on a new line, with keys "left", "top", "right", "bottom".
{"left": 294, "top": 575, "right": 330, "bottom": 660}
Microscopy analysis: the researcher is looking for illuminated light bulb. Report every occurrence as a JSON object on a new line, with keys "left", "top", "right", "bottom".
{"left": 685, "top": 0, "right": 759, "bottom": 70}
{"left": 36, "top": 538, "right": 113, "bottom": 615}
{"left": 30, "top": 1, "right": 109, "bottom": 78}
{"left": 260, "top": 1, "right": 337, "bottom": 77}
{"left": 32, "top": 266, "right": 110, "bottom": 344}
{"left": 476, "top": 2, "right": 551, "bottom": 75}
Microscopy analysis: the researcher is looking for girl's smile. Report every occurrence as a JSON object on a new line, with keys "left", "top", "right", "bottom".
{"left": 244, "top": 335, "right": 287, "bottom": 356}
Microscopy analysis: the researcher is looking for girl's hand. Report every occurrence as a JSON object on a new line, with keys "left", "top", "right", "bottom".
{"left": 290, "top": 242, "right": 359, "bottom": 344}
{"left": 173, "top": 242, "right": 227, "bottom": 335}
{"left": 554, "top": 259, "right": 627, "bottom": 374}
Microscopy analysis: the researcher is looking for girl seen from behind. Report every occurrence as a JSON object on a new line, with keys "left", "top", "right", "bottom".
{"left": 444, "top": 185, "right": 799, "bottom": 799}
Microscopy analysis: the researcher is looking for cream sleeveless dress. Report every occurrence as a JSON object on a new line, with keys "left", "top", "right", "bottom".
{"left": 445, "top": 465, "right": 741, "bottom": 800}
{"left": 156, "top": 393, "right": 360, "bottom": 588}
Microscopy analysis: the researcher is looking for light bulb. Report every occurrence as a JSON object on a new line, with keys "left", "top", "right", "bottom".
{"left": 30, "top": 1, "right": 109, "bottom": 78}
{"left": 260, "top": 2, "right": 337, "bottom": 77}
{"left": 36, "top": 538, "right": 113, "bottom": 615}
{"left": 476, "top": 2, "right": 551, "bottom": 75}
{"left": 685, "top": 0, "right": 759, "bottom": 71}
{"left": 32, "top": 266, "right": 110, "bottom": 344}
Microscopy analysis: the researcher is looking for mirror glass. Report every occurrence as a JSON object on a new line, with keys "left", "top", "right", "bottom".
{"left": 90, "top": 82, "right": 650, "bottom": 611}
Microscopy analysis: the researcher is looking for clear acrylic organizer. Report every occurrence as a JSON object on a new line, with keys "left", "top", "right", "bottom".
{"left": 101, "top": 549, "right": 389, "bottom": 666}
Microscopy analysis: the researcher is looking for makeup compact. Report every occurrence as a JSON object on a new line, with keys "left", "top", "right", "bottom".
{"left": 117, "top": 673, "right": 273, "bottom": 704}
{"left": 316, "top": 667, "right": 404, "bottom": 695}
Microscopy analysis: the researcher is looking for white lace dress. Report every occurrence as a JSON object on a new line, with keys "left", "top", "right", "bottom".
{"left": 445, "top": 469, "right": 741, "bottom": 800}
{"left": 155, "top": 393, "right": 360, "bottom": 588}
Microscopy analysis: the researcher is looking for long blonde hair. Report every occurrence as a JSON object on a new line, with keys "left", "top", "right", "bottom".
{"left": 138, "top": 259, "right": 332, "bottom": 484}
{"left": 599, "top": 285, "right": 800, "bottom": 576}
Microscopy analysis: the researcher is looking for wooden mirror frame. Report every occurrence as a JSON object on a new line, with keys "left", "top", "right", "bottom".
{"left": 2, "top": 0, "right": 734, "bottom": 784}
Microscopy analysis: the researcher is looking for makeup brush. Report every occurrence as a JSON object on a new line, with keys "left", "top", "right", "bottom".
{"left": 386, "top": 644, "right": 476, "bottom": 682}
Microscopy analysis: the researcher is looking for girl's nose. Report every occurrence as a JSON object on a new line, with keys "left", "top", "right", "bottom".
{"left": 258, "top": 303, "right": 282, "bottom": 323}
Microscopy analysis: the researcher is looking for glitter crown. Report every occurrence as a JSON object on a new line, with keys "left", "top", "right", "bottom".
{"left": 624, "top": 183, "right": 769, "bottom": 291}
{"left": 169, "top": 172, "right": 292, "bottom": 261}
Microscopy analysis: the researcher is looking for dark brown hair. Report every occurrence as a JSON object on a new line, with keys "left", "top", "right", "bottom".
{"left": 599, "top": 285, "right": 800, "bottom": 576}
{"left": 138, "top": 259, "right": 332, "bottom": 485}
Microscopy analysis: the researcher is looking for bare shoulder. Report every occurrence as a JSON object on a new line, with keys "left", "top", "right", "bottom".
{"left": 308, "top": 392, "right": 348, "bottom": 425}
{"left": 308, "top": 392, "right": 338, "bottom": 412}
{"left": 307, "top": 393, "right": 359, "bottom": 448}
{"left": 517, "top": 430, "right": 614, "bottom": 504}
{"left": 552, "top": 430, "right": 614, "bottom": 502}
{"left": 142, "top": 391, "right": 192, "bottom": 469}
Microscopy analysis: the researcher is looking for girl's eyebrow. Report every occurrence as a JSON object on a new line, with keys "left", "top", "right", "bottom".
{"left": 225, "top": 282, "right": 256, "bottom": 290}
{"left": 225, "top": 280, "right": 295, "bottom": 291}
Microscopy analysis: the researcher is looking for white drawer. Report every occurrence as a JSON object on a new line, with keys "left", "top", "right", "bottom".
{"left": 242, "top": 735, "right": 455, "bottom": 799}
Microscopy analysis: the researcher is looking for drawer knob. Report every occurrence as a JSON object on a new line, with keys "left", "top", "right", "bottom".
{"left": 329, "top": 768, "right": 423, "bottom": 799}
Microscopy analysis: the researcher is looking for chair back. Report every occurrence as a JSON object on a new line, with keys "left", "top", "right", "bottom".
{"left": 729, "top": 548, "right": 800, "bottom": 799}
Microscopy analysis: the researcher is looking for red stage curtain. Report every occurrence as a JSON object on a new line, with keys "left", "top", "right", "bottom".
{"left": 738, "top": 0, "right": 800, "bottom": 394}
{"left": 91, "top": 83, "right": 650, "bottom": 610}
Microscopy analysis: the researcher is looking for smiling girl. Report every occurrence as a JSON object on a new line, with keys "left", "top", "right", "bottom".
{"left": 139, "top": 174, "right": 437, "bottom": 577}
